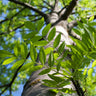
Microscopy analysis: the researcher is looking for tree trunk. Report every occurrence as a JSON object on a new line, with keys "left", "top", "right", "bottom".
{"left": 22, "top": 7, "right": 78, "bottom": 96}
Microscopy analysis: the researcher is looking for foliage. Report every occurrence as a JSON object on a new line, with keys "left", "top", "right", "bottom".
{"left": 0, "top": 0, "right": 96, "bottom": 96}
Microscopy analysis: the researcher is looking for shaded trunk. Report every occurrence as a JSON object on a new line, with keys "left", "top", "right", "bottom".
{"left": 22, "top": 9, "right": 78, "bottom": 96}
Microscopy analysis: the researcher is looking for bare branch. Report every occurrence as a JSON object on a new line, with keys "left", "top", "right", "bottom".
{"left": 54, "top": 0, "right": 59, "bottom": 11}
{"left": 8, "top": 0, "right": 47, "bottom": 18}
{"left": 71, "top": 78, "right": 84, "bottom": 96}
{"left": 52, "top": 0, "right": 78, "bottom": 26}
{"left": 61, "top": 0, "right": 78, "bottom": 20}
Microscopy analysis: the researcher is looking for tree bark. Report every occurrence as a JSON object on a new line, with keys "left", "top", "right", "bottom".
{"left": 21, "top": 0, "right": 82, "bottom": 96}
{"left": 21, "top": 10, "right": 78, "bottom": 96}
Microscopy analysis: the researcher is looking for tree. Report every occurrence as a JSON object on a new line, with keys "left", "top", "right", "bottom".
{"left": 0, "top": 0, "right": 96, "bottom": 96}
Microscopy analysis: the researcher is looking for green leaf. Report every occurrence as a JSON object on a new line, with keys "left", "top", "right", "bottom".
{"left": 20, "top": 43, "right": 28, "bottom": 58}
{"left": 58, "top": 42, "right": 65, "bottom": 54}
{"left": 48, "top": 27, "right": 56, "bottom": 41}
{"left": 23, "top": 32, "right": 38, "bottom": 40}
{"left": 42, "top": 79, "right": 57, "bottom": 87}
{"left": 19, "top": 62, "right": 34, "bottom": 72}
{"left": 48, "top": 51, "right": 54, "bottom": 67}
{"left": 44, "top": 47, "right": 53, "bottom": 55}
{"left": 57, "top": 80, "right": 70, "bottom": 87}
{"left": 48, "top": 74, "right": 64, "bottom": 83}
{"left": 34, "top": 40, "right": 48, "bottom": 46}
{"left": 89, "top": 16, "right": 94, "bottom": 21}
{"left": 92, "top": 60, "right": 96, "bottom": 67}
{"left": 77, "top": 21, "right": 84, "bottom": 28}
{"left": 93, "top": 32, "right": 96, "bottom": 46}
{"left": 88, "top": 68, "right": 93, "bottom": 77}
{"left": 25, "top": 21, "right": 35, "bottom": 30}
{"left": 88, "top": 51, "right": 96, "bottom": 59}
{"left": 60, "top": 88, "right": 75, "bottom": 94}
{"left": 2, "top": 56, "right": 16, "bottom": 65}
{"left": 84, "top": 25, "right": 94, "bottom": 43}
{"left": 42, "top": 24, "right": 51, "bottom": 36}
{"left": 31, "top": 36, "right": 43, "bottom": 43}
{"left": 11, "top": 59, "right": 25, "bottom": 70}
{"left": 37, "top": 18, "right": 44, "bottom": 31}
{"left": 30, "top": 42, "right": 37, "bottom": 62}
{"left": 0, "top": 50, "right": 13, "bottom": 58}
{"left": 39, "top": 47, "right": 46, "bottom": 65}
{"left": 72, "top": 28, "right": 82, "bottom": 36}
{"left": 83, "top": 68, "right": 87, "bottom": 75}
{"left": 71, "top": 36, "right": 88, "bottom": 52}
{"left": 39, "top": 68, "right": 51, "bottom": 75}
{"left": 56, "top": 61, "right": 61, "bottom": 72}
{"left": 14, "top": 41, "right": 20, "bottom": 56}
{"left": 53, "top": 33, "right": 61, "bottom": 48}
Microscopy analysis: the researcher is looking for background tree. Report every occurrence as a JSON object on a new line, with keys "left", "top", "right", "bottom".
{"left": 0, "top": 0, "right": 96, "bottom": 96}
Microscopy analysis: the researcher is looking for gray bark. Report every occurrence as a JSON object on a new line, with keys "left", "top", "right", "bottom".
{"left": 22, "top": 11, "right": 78, "bottom": 96}
{"left": 22, "top": 0, "right": 80, "bottom": 96}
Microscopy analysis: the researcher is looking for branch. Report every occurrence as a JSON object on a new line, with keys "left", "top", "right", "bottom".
{"left": 8, "top": 0, "right": 47, "bottom": 18}
{"left": 43, "top": 0, "right": 54, "bottom": 9}
{"left": 54, "top": 0, "right": 59, "bottom": 11}
{"left": 0, "top": 52, "right": 30, "bottom": 95}
{"left": 0, "top": 7, "right": 26, "bottom": 25}
{"left": 71, "top": 78, "right": 84, "bottom": 96}
{"left": 68, "top": 14, "right": 96, "bottom": 30}
{"left": 52, "top": 0, "right": 78, "bottom": 26}
{"left": 0, "top": 17, "right": 42, "bottom": 36}
{"left": 61, "top": 0, "right": 78, "bottom": 20}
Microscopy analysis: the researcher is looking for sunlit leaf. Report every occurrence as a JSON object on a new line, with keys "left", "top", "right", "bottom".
{"left": 48, "top": 74, "right": 64, "bottom": 83}
{"left": 42, "top": 24, "right": 51, "bottom": 36}
{"left": 34, "top": 40, "right": 48, "bottom": 46}
{"left": 39, "top": 68, "right": 51, "bottom": 75}
{"left": 53, "top": 33, "right": 61, "bottom": 48}
{"left": 39, "top": 47, "right": 46, "bottom": 65}
{"left": 0, "top": 50, "right": 13, "bottom": 58}
{"left": 56, "top": 61, "right": 61, "bottom": 72}
{"left": 44, "top": 47, "right": 53, "bottom": 55}
{"left": 48, "top": 27, "right": 56, "bottom": 41}
{"left": 88, "top": 68, "right": 93, "bottom": 77}
{"left": 37, "top": 18, "right": 44, "bottom": 31}
{"left": 92, "top": 60, "right": 96, "bottom": 67}
{"left": 25, "top": 21, "right": 35, "bottom": 30}
{"left": 19, "top": 62, "right": 34, "bottom": 72}
{"left": 11, "top": 59, "right": 25, "bottom": 69}
{"left": 48, "top": 51, "right": 54, "bottom": 67}
{"left": 14, "top": 41, "right": 20, "bottom": 56}
{"left": 30, "top": 42, "right": 37, "bottom": 62}
{"left": 83, "top": 68, "right": 87, "bottom": 75}
{"left": 58, "top": 42, "right": 65, "bottom": 54}
{"left": 2, "top": 56, "right": 16, "bottom": 65}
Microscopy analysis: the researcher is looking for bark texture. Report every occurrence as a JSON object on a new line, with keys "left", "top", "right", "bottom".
{"left": 22, "top": 10, "right": 76, "bottom": 96}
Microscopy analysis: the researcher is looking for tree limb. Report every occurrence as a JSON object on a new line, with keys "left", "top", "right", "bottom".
{"left": 68, "top": 14, "right": 96, "bottom": 30}
{"left": 52, "top": 0, "right": 78, "bottom": 26}
{"left": 61, "top": 0, "right": 78, "bottom": 20}
{"left": 71, "top": 78, "right": 84, "bottom": 96}
{"left": 0, "top": 52, "right": 30, "bottom": 95}
{"left": 0, "top": 7, "right": 26, "bottom": 25}
{"left": 54, "top": 0, "right": 59, "bottom": 11}
{"left": 0, "top": 17, "right": 42, "bottom": 36}
{"left": 8, "top": 0, "right": 47, "bottom": 18}
{"left": 43, "top": 0, "right": 54, "bottom": 9}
